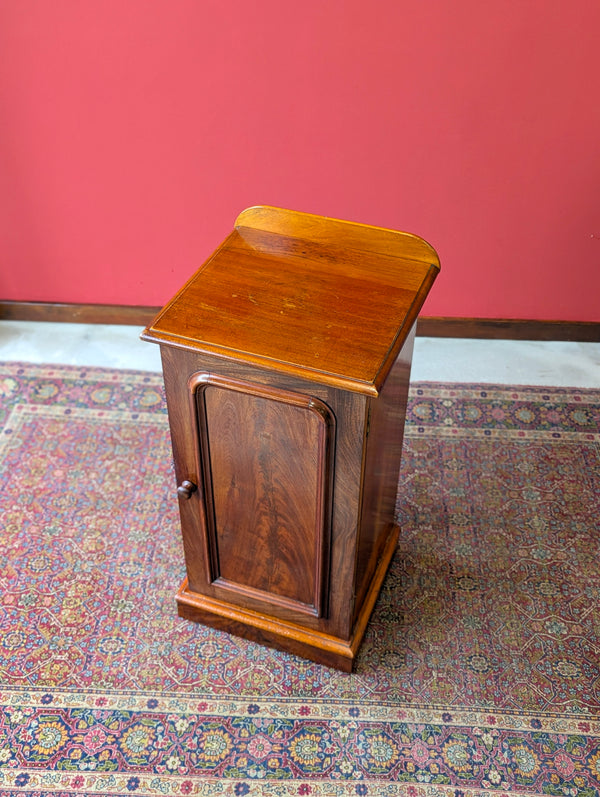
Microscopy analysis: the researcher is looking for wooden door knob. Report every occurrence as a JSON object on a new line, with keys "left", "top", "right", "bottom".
{"left": 177, "top": 480, "right": 197, "bottom": 499}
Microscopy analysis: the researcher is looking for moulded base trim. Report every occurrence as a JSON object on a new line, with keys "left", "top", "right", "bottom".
{"left": 176, "top": 581, "right": 356, "bottom": 671}
{"left": 175, "top": 524, "right": 400, "bottom": 672}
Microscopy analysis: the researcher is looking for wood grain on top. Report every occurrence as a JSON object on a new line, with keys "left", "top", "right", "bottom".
{"left": 142, "top": 206, "right": 440, "bottom": 395}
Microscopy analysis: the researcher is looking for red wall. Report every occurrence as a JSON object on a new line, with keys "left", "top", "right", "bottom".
{"left": 2, "top": 1, "right": 599, "bottom": 320}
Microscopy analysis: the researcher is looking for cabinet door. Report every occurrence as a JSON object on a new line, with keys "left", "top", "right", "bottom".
{"left": 188, "top": 373, "right": 335, "bottom": 619}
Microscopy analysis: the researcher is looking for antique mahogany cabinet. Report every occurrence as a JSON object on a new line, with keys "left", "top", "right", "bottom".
{"left": 142, "top": 206, "right": 439, "bottom": 671}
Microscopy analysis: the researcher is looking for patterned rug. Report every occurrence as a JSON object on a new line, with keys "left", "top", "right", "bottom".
{"left": 0, "top": 362, "right": 599, "bottom": 796}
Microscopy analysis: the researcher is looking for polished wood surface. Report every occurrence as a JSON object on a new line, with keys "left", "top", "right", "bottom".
{"left": 234, "top": 205, "right": 439, "bottom": 264}
{"left": 354, "top": 326, "right": 416, "bottom": 619}
{"left": 142, "top": 206, "right": 440, "bottom": 395}
{"left": 143, "top": 206, "right": 440, "bottom": 670}
{"left": 159, "top": 345, "right": 365, "bottom": 641}
{"left": 190, "top": 374, "right": 335, "bottom": 618}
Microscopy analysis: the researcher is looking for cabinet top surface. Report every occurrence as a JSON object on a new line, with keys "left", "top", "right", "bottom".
{"left": 142, "top": 206, "right": 440, "bottom": 395}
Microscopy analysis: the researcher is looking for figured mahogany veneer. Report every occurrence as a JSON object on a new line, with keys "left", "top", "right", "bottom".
{"left": 190, "top": 373, "right": 335, "bottom": 619}
{"left": 142, "top": 206, "right": 440, "bottom": 671}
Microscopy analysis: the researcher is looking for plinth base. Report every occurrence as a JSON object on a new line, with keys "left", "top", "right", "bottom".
{"left": 176, "top": 524, "right": 399, "bottom": 671}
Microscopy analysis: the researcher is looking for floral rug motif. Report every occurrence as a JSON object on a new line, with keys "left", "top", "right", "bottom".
{"left": 0, "top": 362, "right": 599, "bottom": 796}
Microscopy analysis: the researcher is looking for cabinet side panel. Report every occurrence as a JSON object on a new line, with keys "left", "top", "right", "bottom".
{"left": 353, "top": 324, "right": 416, "bottom": 617}
{"left": 196, "top": 378, "right": 333, "bottom": 617}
